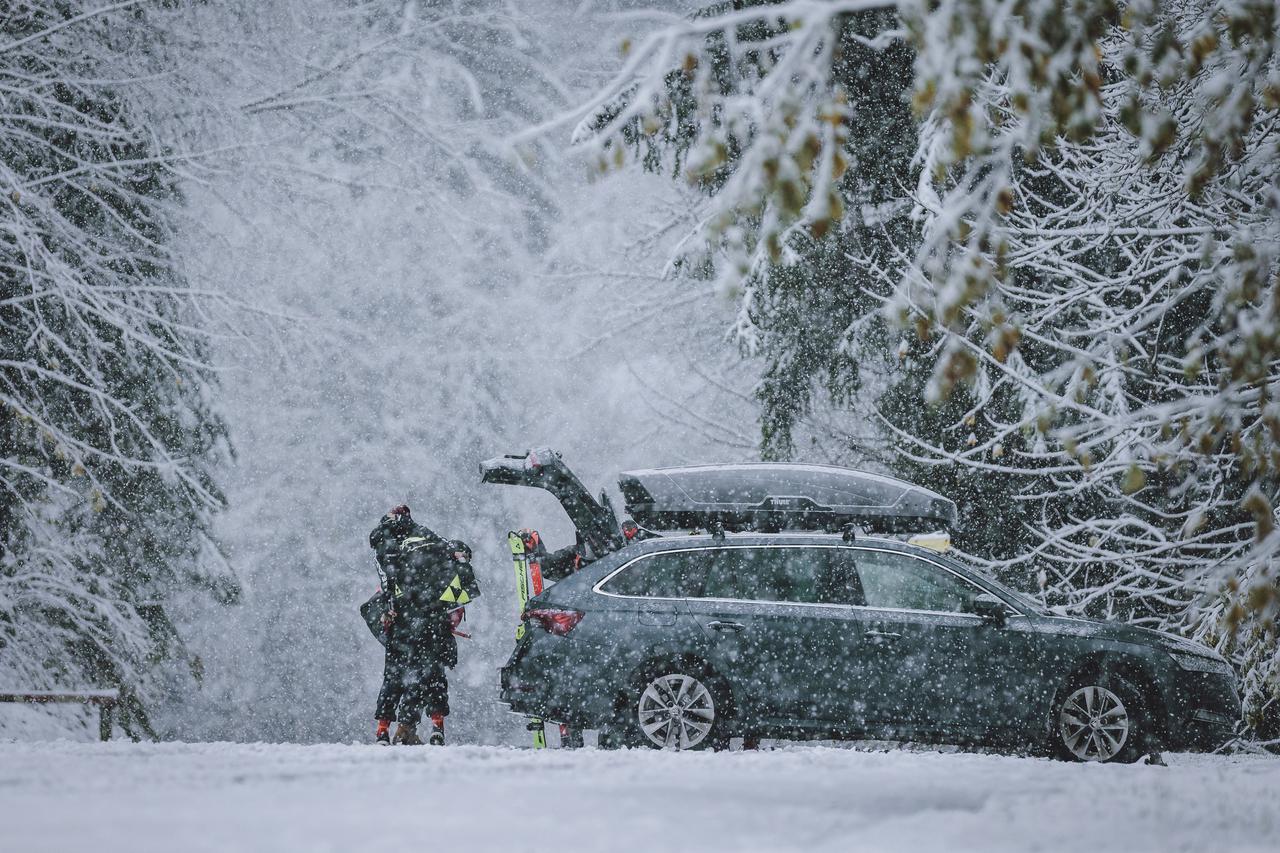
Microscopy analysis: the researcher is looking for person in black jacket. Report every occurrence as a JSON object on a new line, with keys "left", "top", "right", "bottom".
{"left": 368, "top": 505, "right": 478, "bottom": 746}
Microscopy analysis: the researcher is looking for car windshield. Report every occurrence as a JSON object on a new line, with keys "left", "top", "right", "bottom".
{"left": 939, "top": 550, "right": 1047, "bottom": 615}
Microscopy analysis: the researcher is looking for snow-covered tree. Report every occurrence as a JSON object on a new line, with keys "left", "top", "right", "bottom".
{"left": 578, "top": 0, "right": 1280, "bottom": 737}
{"left": 897, "top": 0, "right": 1280, "bottom": 739}
{"left": 137, "top": 0, "right": 755, "bottom": 743}
{"left": 576, "top": 1, "right": 914, "bottom": 461}
{"left": 1, "top": 1, "right": 235, "bottom": 732}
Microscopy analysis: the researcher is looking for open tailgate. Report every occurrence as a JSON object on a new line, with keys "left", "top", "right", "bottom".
{"left": 480, "top": 448, "right": 624, "bottom": 557}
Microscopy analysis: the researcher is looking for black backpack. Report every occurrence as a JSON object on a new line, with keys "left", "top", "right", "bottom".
{"left": 359, "top": 592, "right": 387, "bottom": 646}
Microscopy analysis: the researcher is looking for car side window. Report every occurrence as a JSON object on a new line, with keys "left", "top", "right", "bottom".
{"left": 815, "top": 549, "right": 865, "bottom": 606}
{"left": 853, "top": 549, "right": 981, "bottom": 613}
{"left": 701, "top": 547, "right": 861, "bottom": 605}
{"left": 602, "top": 550, "right": 707, "bottom": 597}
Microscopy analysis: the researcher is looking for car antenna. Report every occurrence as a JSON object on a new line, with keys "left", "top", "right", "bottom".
{"left": 841, "top": 523, "right": 857, "bottom": 544}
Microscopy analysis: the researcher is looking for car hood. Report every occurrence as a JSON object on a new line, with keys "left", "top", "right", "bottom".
{"left": 1033, "top": 614, "right": 1224, "bottom": 660}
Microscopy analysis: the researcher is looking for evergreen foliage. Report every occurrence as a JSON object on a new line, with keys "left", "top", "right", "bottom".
{"left": 1, "top": 1, "right": 231, "bottom": 732}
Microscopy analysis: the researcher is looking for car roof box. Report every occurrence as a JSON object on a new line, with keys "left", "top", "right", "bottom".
{"left": 618, "top": 463, "right": 957, "bottom": 534}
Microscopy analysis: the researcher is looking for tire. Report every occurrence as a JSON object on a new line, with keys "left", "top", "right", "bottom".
{"left": 628, "top": 666, "right": 729, "bottom": 751}
{"left": 1051, "top": 672, "right": 1148, "bottom": 764}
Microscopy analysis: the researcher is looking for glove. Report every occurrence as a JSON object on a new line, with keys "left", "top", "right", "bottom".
{"left": 518, "top": 528, "right": 544, "bottom": 555}
{"left": 449, "top": 607, "right": 470, "bottom": 639}
{"left": 447, "top": 539, "right": 472, "bottom": 563}
{"left": 380, "top": 610, "right": 396, "bottom": 631}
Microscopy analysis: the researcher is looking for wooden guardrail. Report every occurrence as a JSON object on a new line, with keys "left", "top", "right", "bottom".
{"left": 0, "top": 690, "right": 121, "bottom": 741}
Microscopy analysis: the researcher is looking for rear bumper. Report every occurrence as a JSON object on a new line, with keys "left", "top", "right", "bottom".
{"left": 498, "top": 630, "right": 617, "bottom": 726}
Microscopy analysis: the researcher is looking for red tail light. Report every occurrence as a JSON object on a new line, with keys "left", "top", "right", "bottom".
{"left": 522, "top": 608, "right": 584, "bottom": 636}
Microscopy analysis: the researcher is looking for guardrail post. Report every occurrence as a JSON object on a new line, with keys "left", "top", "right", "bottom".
{"left": 98, "top": 701, "right": 113, "bottom": 742}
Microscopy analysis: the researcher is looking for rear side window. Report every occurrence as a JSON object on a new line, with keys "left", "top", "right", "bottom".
{"left": 853, "top": 549, "right": 981, "bottom": 613}
{"left": 601, "top": 550, "right": 708, "bottom": 597}
{"left": 702, "top": 547, "right": 864, "bottom": 605}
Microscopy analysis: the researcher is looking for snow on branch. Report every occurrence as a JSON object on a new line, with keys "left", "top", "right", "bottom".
{"left": 1, "top": 1, "right": 236, "bottom": 709}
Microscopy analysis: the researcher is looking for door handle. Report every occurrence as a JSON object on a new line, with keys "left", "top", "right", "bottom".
{"left": 707, "top": 620, "right": 745, "bottom": 632}
{"left": 865, "top": 630, "right": 902, "bottom": 645}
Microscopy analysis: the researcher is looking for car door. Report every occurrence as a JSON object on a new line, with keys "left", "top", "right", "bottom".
{"left": 683, "top": 544, "right": 878, "bottom": 729}
{"left": 847, "top": 546, "right": 1049, "bottom": 738}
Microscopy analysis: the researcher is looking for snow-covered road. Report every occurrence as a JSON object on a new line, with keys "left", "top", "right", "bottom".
{"left": 1, "top": 742, "right": 1276, "bottom": 853}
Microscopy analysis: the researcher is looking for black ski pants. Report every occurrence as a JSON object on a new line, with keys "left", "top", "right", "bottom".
{"left": 375, "top": 637, "right": 449, "bottom": 725}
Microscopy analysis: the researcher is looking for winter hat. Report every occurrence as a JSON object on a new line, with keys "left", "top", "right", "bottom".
{"left": 369, "top": 504, "right": 413, "bottom": 550}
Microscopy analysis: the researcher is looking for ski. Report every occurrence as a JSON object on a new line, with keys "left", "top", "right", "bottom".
{"left": 509, "top": 531, "right": 529, "bottom": 640}
{"left": 508, "top": 530, "right": 546, "bottom": 748}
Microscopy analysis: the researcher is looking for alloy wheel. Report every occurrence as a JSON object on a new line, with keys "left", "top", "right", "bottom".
{"left": 637, "top": 673, "right": 716, "bottom": 749}
{"left": 1058, "top": 684, "right": 1130, "bottom": 762}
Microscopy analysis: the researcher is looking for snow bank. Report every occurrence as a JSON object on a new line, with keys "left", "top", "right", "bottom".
{"left": 1, "top": 742, "right": 1275, "bottom": 852}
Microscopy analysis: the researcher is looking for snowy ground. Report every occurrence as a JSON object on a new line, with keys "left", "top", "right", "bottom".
{"left": 2, "top": 742, "right": 1277, "bottom": 853}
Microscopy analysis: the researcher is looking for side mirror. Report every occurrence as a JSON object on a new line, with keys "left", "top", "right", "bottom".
{"left": 970, "top": 593, "right": 1009, "bottom": 627}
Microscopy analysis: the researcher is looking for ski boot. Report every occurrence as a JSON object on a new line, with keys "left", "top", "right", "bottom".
{"left": 429, "top": 715, "right": 445, "bottom": 746}
{"left": 393, "top": 723, "right": 423, "bottom": 746}
{"left": 375, "top": 720, "right": 391, "bottom": 746}
{"left": 560, "top": 724, "right": 584, "bottom": 749}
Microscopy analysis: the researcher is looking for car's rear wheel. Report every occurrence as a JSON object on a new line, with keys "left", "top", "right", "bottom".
{"left": 632, "top": 670, "right": 726, "bottom": 750}
{"left": 1052, "top": 675, "right": 1146, "bottom": 763}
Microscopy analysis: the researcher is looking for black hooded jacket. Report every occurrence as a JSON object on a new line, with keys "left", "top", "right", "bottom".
{"left": 366, "top": 521, "right": 480, "bottom": 662}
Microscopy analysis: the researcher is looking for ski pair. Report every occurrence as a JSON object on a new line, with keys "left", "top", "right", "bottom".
{"left": 509, "top": 528, "right": 581, "bottom": 749}
{"left": 508, "top": 530, "right": 547, "bottom": 748}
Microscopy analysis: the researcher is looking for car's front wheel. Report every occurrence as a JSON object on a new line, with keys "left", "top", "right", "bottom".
{"left": 632, "top": 670, "right": 726, "bottom": 750}
{"left": 1052, "top": 675, "right": 1146, "bottom": 763}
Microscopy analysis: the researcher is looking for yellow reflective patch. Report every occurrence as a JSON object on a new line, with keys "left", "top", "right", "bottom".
{"left": 440, "top": 574, "right": 467, "bottom": 604}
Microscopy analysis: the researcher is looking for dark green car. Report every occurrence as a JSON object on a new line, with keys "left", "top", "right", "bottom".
{"left": 485, "top": 451, "right": 1238, "bottom": 760}
{"left": 500, "top": 533, "right": 1239, "bottom": 760}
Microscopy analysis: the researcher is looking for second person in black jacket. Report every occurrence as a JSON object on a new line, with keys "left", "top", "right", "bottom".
{"left": 369, "top": 505, "right": 479, "bottom": 745}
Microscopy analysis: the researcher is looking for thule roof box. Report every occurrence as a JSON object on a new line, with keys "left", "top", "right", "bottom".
{"left": 619, "top": 463, "right": 957, "bottom": 534}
